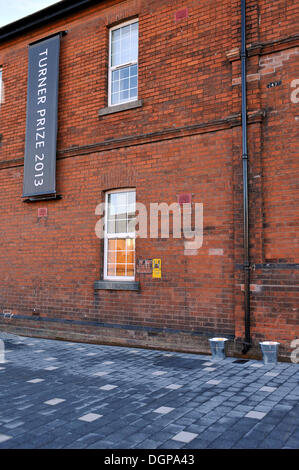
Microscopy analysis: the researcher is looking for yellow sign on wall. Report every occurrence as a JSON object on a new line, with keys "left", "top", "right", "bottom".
{"left": 152, "top": 259, "right": 162, "bottom": 279}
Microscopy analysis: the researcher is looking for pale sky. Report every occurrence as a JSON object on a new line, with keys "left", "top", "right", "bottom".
{"left": 0, "top": 0, "right": 63, "bottom": 28}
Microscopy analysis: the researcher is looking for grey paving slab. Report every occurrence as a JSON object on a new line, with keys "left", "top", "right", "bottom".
{"left": 0, "top": 331, "right": 298, "bottom": 449}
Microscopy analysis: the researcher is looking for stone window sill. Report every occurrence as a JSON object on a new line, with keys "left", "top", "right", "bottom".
{"left": 94, "top": 280, "right": 140, "bottom": 291}
{"left": 98, "top": 99, "right": 143, "bottom": 117}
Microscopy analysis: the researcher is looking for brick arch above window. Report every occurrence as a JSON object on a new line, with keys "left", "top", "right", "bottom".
{"left": 99, "top": 166, "right": 138, "bottom": 191}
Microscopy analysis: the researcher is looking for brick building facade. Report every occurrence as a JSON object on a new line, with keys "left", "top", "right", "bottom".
{"left": 0, "top": 0, "right": 298, "bottom": 360}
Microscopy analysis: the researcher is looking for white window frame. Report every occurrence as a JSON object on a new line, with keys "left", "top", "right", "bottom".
{"left": 108, "top": 18, "right": 139, "bottom": 107}
{"left": 104, "top": 188, "right": 136, "bottom": 281}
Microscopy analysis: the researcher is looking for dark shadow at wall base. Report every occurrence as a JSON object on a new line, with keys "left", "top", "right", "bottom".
{"left": 0, "top": 320, "right": 292, "bottom": 362}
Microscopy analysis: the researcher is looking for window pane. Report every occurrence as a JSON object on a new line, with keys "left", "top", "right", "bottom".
{"left": 130, "top": 64, "right": 137, "bottom": 77}
{"left": 107, "top": 264, "right": 116, "bottom": 276}
{"left": 129, "top": 88, "right": 138, "bottom": 99}
{"left": 130, "top": 75, "right": 138, "bottom": 89}
{"left": 111, "top": 40, "right": 120, "bottom": 56}
{"left": 120, "top": 67, "right": 130, "bottom": 79}
{"left": 111, "top": 81, "right": 119, "bottom": 93}
{"left": 121, "top": 48, "right": 131, "bottom": 65}
{"left": 131, "top": 38, "right": 138, "bottom": 62}
{"left": 116, "top": 251, "right": 126, "bottom": 264}
{"left": 131, "top": 21, "right": 138, "bottom": 32}
{"left": 116, "top": 239, "right": 126, "bottom": 251}
{"left": 116, "top": 192, "right": 127, "bottom": 206}
{"left": 108, "top": 240, "right": 116, "bottom": 251}
{"left": 111, "top": 54, "right": 120, "bottom": 67}
{"left": 107, "top": 250, "right": 116, "bottom": 263}
{"left": 126, "top": 238, "right": 135, "bottom": 250}
{"left": 111, "top": 37, "right": 121, "bottom": 66}
{"left": 120, "top": 90, "right": 129, "bottom": 102}
{"left": 107, "top": 219, "right": 115, "bottom": 234}
{"left": 111, "top": 93, "right": 119, "bottom": 105}
{"left": 112, "top": 28, "right": 120, "bottom": 41}
{"left": 127, "top": 251, "right": 134, "bottom": 264}
{"left": 128, "top": 192, "right": 136, "bottom": 204}
{"left": 116, "top": 219, "right": 127, "bottom": 233}
{"left": 112, "top": 70, "right": 120, "bottom": 81}
{"left": 108, "top": 193, "right": 126, "bottom": 216}
{"left": 121, "top": 24, "right": 131, "bottom": 42}
{"left": 127, "top": 217, "right": 136, "bottom": 233}
{"left": 127, "top": 193, "right": 136, "bottom": 232}
{"left": 120, "top": 25, "right": 131, "bottom": 64}
{"left": 116, "top": 264, "right": 126, "bottom": 276}
{"left": 127, "top": 203, "right": 135, "bottom": 217}
{"left": 116, "top": 207, "right": 127, "bottom": 220}
{"left": 120, "top": 78, "right": 129, "bottom": 91}
{"left": 126, "top": 264, "right": 135, "bottom": 276}
{"left": 108, "top": 193, "right": 117, "bottom": 210}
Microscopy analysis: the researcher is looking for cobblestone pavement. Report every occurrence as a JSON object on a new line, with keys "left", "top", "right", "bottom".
{"left": 0, "top": 332, "right": 298, "bottom": 449}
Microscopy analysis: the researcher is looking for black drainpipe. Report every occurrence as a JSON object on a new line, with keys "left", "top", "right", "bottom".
{"left": 241, "top": 0, "right": 251, "bottom": 354}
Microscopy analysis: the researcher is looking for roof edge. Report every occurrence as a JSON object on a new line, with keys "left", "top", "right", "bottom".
{"left": 0, "top": 0, "right": 102, "bottom": 43}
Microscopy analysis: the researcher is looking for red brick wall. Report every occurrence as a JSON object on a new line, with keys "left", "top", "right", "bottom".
{"left": 0, "top": 0, "right": 298, "bottom": 359}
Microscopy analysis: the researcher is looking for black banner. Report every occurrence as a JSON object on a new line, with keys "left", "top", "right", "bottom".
{"left": 23, "top": 34, "right": 61, "bottom": 198}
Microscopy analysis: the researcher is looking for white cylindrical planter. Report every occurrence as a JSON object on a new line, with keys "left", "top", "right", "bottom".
{"left": 260, "top": 341, "right": 280, "bottom": 365}
{"left": 209, "top": 337, "right": 228, "bottom": 361}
